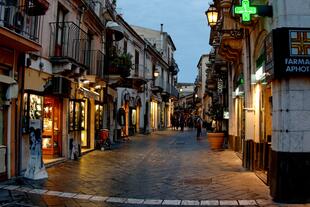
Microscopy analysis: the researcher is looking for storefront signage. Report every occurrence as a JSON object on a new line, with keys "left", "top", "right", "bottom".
{"left": 234, "top": 0, "right": 257, "bottom": 22}
{"left": 268, "top": 28, "right": 310, "bottom": 78}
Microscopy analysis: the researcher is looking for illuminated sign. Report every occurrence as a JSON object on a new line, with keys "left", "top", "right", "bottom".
{"left": 269, "top": 28, "right": 310, "bottom": 78}
{"left": 290, "top": 31, "right": 310, "bottom": 56}
{"left": 234, "top": 0, "right": 257, "bottom": 22}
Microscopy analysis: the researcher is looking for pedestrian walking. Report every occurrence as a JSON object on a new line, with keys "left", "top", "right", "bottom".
{"left": 196, "top": 116, "right": 203, "bottom": 140}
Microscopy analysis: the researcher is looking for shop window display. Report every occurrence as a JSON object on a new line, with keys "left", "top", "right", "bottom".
{"left": 23, "top": 93, "right": 43, "bottom": 133}
{"left": 69, "top": 100, "right": 85, "bottom": 131}
{"left": 95, "top": 103, "right": 104, "bottom": 131}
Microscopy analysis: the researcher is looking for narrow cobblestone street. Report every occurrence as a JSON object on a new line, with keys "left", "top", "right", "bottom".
{"left": 0, "top": 129, "right": 292, "bottom": 206}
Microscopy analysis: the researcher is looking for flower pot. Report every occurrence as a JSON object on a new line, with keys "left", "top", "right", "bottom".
{"left": 207, "top": 132, "right": 225, "bottom": 150}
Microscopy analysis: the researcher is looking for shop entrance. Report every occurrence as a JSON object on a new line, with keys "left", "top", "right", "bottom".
{"left": 236, "top": 96, "right": 245, "bottom": 155}
{"left": 0, "top": 84, "right": 8, "bottom": 181}
{"left": 255, "top": 84, "right": 272, "bottom": 184}
{"left": 42, "top": 97, "right": 62, "bottom": 159}
{"left": 81, "top": 99, "right": 90, "bottom": 149}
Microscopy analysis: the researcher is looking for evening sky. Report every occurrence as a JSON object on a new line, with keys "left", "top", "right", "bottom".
{"left": 117, "top": 0, "right": 212, "bottom": 83}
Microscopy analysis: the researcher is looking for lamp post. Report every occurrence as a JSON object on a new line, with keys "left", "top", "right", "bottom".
{"left": 205, "top": 4, "right": 244, "bottom": 39}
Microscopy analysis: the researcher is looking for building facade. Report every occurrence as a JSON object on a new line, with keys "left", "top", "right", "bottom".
{"left": 0, "top": 0, "right": 179, "bottom": 183}
{"left": 132, "top": 25, "right": 179, "bottom": 131}
{"left": 207, "top": 0, "right": 310, "bottom": 202}
{"left": 0, "top": 0, "right": 49, "bottom": 181}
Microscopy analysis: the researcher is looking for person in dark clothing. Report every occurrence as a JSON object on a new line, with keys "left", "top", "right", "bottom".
{"left": 196, "top": 117, "right": 203, "bottom": 139}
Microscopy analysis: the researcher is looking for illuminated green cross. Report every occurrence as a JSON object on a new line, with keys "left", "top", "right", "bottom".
{"left": 234, "top": 0, "right": 257, "bottom": 22}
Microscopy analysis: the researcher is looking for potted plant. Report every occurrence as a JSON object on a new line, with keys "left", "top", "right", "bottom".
{"left": 110, "top": 52, "right": 133, "bottom": 77}
{"left": 207, "top": 102, "right": 225, "bottom": 150}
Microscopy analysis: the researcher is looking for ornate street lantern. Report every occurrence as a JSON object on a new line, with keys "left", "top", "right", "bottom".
{"left": 205, "top": 5, "right": 218, "bottom": 27}
{"left": 154, "top": 69, "right": 159, "bottom": 78}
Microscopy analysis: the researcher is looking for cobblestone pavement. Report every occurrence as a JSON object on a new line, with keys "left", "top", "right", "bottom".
{"left": 1, "top": 129, "right": 308, "bottom": 206}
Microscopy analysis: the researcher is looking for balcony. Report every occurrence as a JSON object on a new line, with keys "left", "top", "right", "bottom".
{"left": 26, "top": 0, "right": 49, "bottom": 16}
{"left": 104, "top": 50, "right": 132, "bottom": 77}
{"left": 165, "top": 83, "right": 179, "bottom": 99}
{"left": 130, "top": 64, "right": 147, "bottom": 87}
{"left": 152, "top": 76, "right": 164, "bottom": 93}
{"left": 49, "top": 22, "right": 89, "bottom": 75}
{"left": 85, "top": 50, "right": 105, "bottom": 79}
{"left": 0, "top": 2, "right": 45, "bottom": 51}
{"left": 169, "top": 58, "right": 179, "bottom": 75}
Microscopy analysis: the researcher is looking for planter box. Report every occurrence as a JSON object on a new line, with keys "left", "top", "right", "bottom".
{"left": 207, "top": 132, "right": 225, "bottom": 150}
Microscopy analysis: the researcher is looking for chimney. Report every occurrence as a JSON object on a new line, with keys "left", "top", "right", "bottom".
{"left": 160, "top": 24, "right": 163, "bottom": 33}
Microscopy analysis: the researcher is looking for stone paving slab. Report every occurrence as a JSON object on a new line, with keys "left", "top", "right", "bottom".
{"left": 162, "top": 199, "right": 182, "bottom": 205}
{"left": 89, "top": 195, "right": 109, "bottom": 202}
{"left": 200, "top": 200, "right": 219, "bottom": 205}
{"left": 238, "top": 200, "right": 257, "bottom": 205}
{"left": 126, "top": 198, "right": 145, "bottom": 204}
{"left": 60, "top": 192, "right": 78, "bottom": 198}
{"left": 73, "top": 193, "right": 93, "bottom": 200}
{"left": 143, "top": 199, "right": 163, "bottom": 205}
{"left": 29, "top": 188, "right": 48, "bottom": 195}
{"left": 181, "top": 200, "right": 200, "bottom": 205}
{"left": 106, "top": 197, "right": 127, "bottom": 203}
{"left": 219, "top": 200, "right": 239, "bottom": 206}
{"left": 45, "top": 190, "right": 63, "bottom": 196}
{"left": 3, "top": 185, "right": 19, "bottom": 190}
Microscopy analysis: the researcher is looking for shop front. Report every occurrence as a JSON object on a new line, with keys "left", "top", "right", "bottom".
{"left": 0, "top": 47, "right": 20, "bottom": 181}
{"left": 42, "top": 97, "right": 62, "bottom": 157}
{"left": 95, "top": 101, "right": 104, "bottom": 139}
{"left": 22, "top": 68, "right": 71, "bottom": 166}
{"left": 150, "top": 100, "right": 158, "bottom": 131}
{"left": 231, "top": 72, "right": 245, "bottom": 157}
{"left": 250, "top": 49, "right": 273, "bottom": 184}
{"left": 23, "top": 93, "right": 63, "bottom": 161}
{"left": 128, "top": 96, "right": 142, "bottom": 135}
{"left": 0, "top": 83, "right": 9, "bottom": 181}
{"left": 69, "top": 99, "right": 88, "bottom": 151}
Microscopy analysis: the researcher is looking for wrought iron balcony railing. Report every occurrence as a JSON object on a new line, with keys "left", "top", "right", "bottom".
{"left": 49, "top": 21, "right": 89, "bottom": 67}
{"left": 85, "top": 50, "right": 105, "bottom": 79}
{"left": 0, "top": 3, "right": 42, "bottom": 42}
{"left": 132, "top": 64, "right": 146, "bottom": 79}
{"left": 165, "top": 83, "right": 178, "bottom": 98}
{"left": 169, "top": 58, "right": 179, "bottom": 75}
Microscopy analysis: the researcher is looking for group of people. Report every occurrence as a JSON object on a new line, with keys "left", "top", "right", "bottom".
{"left": 171, "top": 113, "right": 210, "bottom": 139}
{"left": 171, "top": 113, "right": 186, "bottom": 131}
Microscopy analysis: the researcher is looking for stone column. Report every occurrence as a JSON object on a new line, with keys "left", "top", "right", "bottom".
{"left": 270, "top": 78, "right": 310, "bottom": 202}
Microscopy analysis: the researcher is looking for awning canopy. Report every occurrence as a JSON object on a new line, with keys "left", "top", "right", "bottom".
{"left": 106, "top": 21, "right": 124, "bottom": 41}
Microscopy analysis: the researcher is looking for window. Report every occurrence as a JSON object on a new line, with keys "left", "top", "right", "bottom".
{"left": 135, "top": 50, "right": 139, "bottom": 75}
{"left": 69, "top": 100, "right": 85, "bottom": 131}
{"left": 22, "top": 93, "right": 43, "bottom": 133}
{"left": 123, "top": 40, "right": 127, "bottom": 53}
{"left": 55, "top": 4, "right": 67, "bottom": 55}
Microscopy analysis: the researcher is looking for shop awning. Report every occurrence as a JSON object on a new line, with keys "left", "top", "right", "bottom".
{"left": 0, "top": 75, "right": 16, "bottom": 84}
{"left": 106, "top": 21, "right": 124, "bottom": 41}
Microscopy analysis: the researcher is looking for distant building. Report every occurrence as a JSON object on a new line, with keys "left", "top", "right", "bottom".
{"left": 177, "top": 83, "right": 195, "bottom": 98}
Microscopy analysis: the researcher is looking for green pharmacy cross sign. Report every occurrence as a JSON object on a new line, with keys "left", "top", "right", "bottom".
{"left": 234, "top": 0, "right": 257, "bottom": 22}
